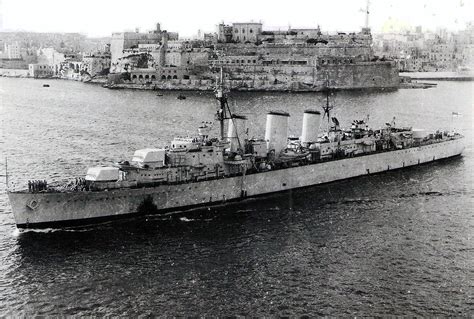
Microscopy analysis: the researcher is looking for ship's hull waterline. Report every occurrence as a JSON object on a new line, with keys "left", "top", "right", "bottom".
{"left": 8, "top": 139, "right": 464, "bottom": 228}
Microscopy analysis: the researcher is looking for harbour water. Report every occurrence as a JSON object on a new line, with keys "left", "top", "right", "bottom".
{"left": 0, "top": 78, "right": 472, "bottom": 316}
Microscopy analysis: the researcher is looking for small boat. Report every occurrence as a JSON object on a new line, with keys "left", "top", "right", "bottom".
{"left": 177, "top": 94, "right": 186, "bottom": 100}
{"left": 43, "top": 84, "right": 50, "bottom": 87}
{"left": 156, "top": 93, "right": 164, "bottom": 97}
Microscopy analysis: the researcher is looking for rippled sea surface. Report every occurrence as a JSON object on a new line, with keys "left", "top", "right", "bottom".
{"left": 0, "top": 78, "right": 473, "bottom": 316}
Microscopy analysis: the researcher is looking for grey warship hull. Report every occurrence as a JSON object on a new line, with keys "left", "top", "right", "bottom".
{"left": 8, "top": 138, "right": 464, "bottom": 229}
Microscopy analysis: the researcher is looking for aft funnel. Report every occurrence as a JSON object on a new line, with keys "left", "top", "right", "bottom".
{"left": 265, "top": 111, "right": 290, "bottom": 155}
{"left": 301, "top": 109, "right": 321, "bottom": 144}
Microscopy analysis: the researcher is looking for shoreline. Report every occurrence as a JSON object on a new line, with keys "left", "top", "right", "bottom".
{"left": 103, "top": 82, "right": 400, "bottom": 93}
{"left": 3, "top": 68, "right": 472, "bottom": 92}
{"left": 0, "top": 72, "right": 399, "bottom": 92}
{"left": 400, "top": 71, "right": 474, "bottom": 81}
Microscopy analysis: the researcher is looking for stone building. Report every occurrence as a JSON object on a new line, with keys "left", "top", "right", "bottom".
{"left": 28, "top": 64, "right": 53, "bottom": 78}
{"left": 111, "top": 35, "right": 211, "bottom": 84}
{"left": 81, "top": 53, "right": 111, "bottom": 76}
{"left": 208, "top": 23, "right": 397, "bottom": 90}
{"left": 289, "top": 27, "right": 322, "bottom": 39}
{"left": 165, "top": 51, "right": 208, "bottom": 67}
{"left": 5, "top": 42, "right": 21, "bottom": 59}
{"left": 36, "top": 48, "right": 66, "bottom": 67}
{"left": 110, "top": 23, "right": 178, "bottom": 66}
{"left": 129, "top": 66, "right": 192, "bottom": 82}
{"left": 109, "top": 21, "right": 398, "bottom": 91}
{"left": 232, "top": 23, "right": 262, "bottom": 43}
{"left": 217, "top": 24, "right": 233, "bottom": 43}
{"left": 0, "top": 42, "right": 25, "bottom": 68}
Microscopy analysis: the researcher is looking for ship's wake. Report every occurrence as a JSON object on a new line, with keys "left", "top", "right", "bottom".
{"left": 398, "top": 191, "right": 445, "bottom": 198}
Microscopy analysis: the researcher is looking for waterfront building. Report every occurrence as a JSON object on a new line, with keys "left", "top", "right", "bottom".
{"left": 81, "top": 53, "right": 111, "bottom": 77}
{"left": 28, "top": 63, "right": 53, "bottom": 78}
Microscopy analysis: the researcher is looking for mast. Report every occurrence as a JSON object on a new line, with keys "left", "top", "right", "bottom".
{"left": 326, "top": 79, "right": 330, "bottom": 123}
{"left": 365, "top": 0, "right": 370, "bottom": 30}
{"left": 321, "top": 74, "right": 333, "bottom": 133}
{"left": 215, "top": 67, "right": 227, "bottom": 140}
{"left": 214, "top": 67, "right": 245, "bottom": 151}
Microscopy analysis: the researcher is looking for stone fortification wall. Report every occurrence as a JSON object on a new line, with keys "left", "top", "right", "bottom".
{"left": 321, "top": 61, "right": 399, "bottom": 89}
{"left": 217, "top": 61, "right": 399, "bottom": 90}
{"left": 216, "top": 43, "right": 372, "bottom": 60}
{"left": 107, "top": 61, "right": 399, "bottom": 91}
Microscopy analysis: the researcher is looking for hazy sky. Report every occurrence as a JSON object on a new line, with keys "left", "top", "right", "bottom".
{"left": 0, "top": 0, "right": 472, "bottom": 37}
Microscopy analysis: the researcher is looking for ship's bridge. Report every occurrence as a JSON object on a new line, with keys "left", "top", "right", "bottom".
{"left": 167, "top": 145, "right": 224, "bottom": 168}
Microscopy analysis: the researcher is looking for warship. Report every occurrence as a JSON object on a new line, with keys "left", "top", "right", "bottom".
{"left": 7, "top": 74, "right": 465, "bottom": 228}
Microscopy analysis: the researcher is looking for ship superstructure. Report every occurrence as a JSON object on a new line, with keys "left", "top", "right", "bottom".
{"left": 7, "top": 75, "right": 465, "bottom": 228}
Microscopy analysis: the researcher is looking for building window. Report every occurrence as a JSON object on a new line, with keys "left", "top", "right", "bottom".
{"left": 250, "top": 29, "right": 253, "bottom": 33}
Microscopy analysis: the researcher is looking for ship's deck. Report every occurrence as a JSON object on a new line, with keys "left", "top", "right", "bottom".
{"left": 10, "top": 135, "right": 463, "bottom": 195}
